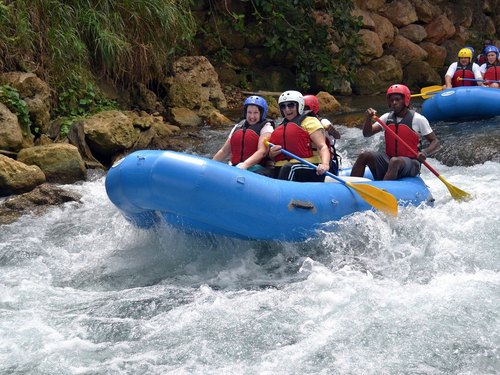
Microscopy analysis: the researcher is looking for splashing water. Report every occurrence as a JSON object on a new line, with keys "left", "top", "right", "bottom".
{"left": 0, "top": 117, "right": 499, "bottom": 374}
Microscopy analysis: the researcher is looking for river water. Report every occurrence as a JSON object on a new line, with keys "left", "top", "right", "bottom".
{"left": 1, "top": 99, "right": 499, "bottom": 374}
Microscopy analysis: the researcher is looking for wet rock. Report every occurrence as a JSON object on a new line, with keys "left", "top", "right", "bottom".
{"left": 0, "top": 183, "right": 81, "bottom": 225}
{"left": 17, "top": 144, "right": 87, "bottom": 184}
{"left": 0, "top": 154, "right": 46, "bottom": 196}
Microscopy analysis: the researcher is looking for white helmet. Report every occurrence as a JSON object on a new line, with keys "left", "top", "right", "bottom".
{"left": 278, "top": 90, "right": 304, "bottom": 115}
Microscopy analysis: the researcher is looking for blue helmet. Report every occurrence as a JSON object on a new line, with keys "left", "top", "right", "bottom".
{"left": 243, "top": 96, "right": 268, "bottom": 120}
{"left": 484, "top": 45, "right": 499, "bottom": 58}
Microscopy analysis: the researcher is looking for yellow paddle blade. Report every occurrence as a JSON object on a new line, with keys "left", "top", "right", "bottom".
{"left": 345, "top": 181, "right": 398, "bottom": 217}
{"left": 438, "top": 175, "right": 472, "bottom": 201}
{"left": 410, "top": 85, "right": 443, "bottom": 99}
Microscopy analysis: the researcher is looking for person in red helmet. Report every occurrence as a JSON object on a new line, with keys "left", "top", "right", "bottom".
{"left": 350, "top": 84, "right": 440, "bottom": 181}
{"left": 303, "top": 94, "right": 341, "bottom": 175}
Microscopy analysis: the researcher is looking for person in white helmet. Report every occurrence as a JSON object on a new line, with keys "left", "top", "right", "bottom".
{"left": 257, "top": 90, "right": 331, "bottom": 182}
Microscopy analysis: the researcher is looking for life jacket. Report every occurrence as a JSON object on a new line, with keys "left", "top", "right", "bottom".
{"left": 230, "top": 119, "right": 274, "bottom": 166}
{"left": 476, "top": 54, "right": 487, "bottom": 66}
{"left": 452, "top": 63, "right": 476, "bottom": 87}
{"left": 312, "top": 113, "right": 341, "bottom": 174}
{"left": 270, "top": 113, "right": 315, "bottom": 163}
{"left": 483, "top": 62, "right": 500, "bottom": 84}
{"left": 384, "top": 110, "right": 420, "bottom": 158}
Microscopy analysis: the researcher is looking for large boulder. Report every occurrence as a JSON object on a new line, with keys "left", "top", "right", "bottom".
{"left": 371, "top": 14, "right": 396, "bottom": 47}
{"left": 0, "top": 103, "right": 24, "bottom": 152}
{"left": 424, "top": 15, "right": 456, "bottom": 45}
{"left": 353, "top": 0, "right": 385, "bottom": 11}
{"left": 399, "top": 24, "right": 427, "bottom": 43}
{"left": 17, "top": 144, "right": 86, "bottom": 184}
{"left": 167, "top": 56, "right": 227, "bottom": 117}
{"left": 82, "top": 110, "right": 139, "bottom": 156}
{"left": 0, "top": 72, "right": 51, "bottom": 134}
{"left": 403, "top": 60, "right": 442, "bottom": 89}
{"left": 317, "top": 91, "right": 342, "bottom": 113}
{"left": 0, "top": 184, "right": 81, "bottom": 225}
{"left": 410, "top": 0, "right": 442, "bottom": 24}
{"left": 386, "top": 35, "right": 428, "bottom": 67}
{"left": 352, "top": 55, "right": 403, "bottom": 95}
{"left": 380, "top": 0, "right": 418, "bottom": 27}
{"left": 0, "top": 155, "right": 46, "bottom": 196}
{"left": 358, "top": 29, "right": 384, "bottom": 64}
{"left": 421, "top": 42, "right": 447, "bottom": 69}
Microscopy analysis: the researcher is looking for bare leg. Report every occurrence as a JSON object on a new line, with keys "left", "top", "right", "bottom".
{"left": 384, "top": 157, "right": 404, "bottom": 180}
{"left": 351, "top": 151, "right": 375, "bottom": 177}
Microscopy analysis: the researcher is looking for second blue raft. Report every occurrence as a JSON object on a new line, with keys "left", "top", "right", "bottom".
{"left": 422, "top": 86, "right": 500, "bottom": 123}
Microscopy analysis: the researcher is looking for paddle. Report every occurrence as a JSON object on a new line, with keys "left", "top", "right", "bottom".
{"left": 410, "top": 85, "right": 443, "bottom": 99}
{"left": 372, "top": 115, "right": 471, "bottom": 201}
{"left": 264, "top": 140, "right": 398, "bottom": 216}
{"left": 457, "top": 77, "right": 500, "bottom": 83}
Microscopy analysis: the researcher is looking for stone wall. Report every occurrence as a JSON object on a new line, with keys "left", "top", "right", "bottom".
{"left": 193, "top": 0, "right": 500, "bottom": 95}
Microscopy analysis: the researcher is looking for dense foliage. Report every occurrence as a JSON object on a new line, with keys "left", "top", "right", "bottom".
{"left": 0, "top": 0, "right": 195, "bottom": 116}
{"left": 0, "top": 85, "right": 32, "bottom": 136}
{"left": 204, "top": 0, "right": 363, "bottom": 91}
{"left": 0, "top": 0, "right": 361, "bottom": 119}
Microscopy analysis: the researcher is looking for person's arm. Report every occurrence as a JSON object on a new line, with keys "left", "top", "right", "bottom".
{"left": 309, "top": 129, "right": 330, "bottom": 175}
{"left": 362, "top": 108, "right": 382, "bottom": 137}
{"left": 444, "top": 75, "right": 453, "bottom": 88}
{"left": 236, "top": 131, "right": 272, "bottom": 169}
{"left": 321, "top": 118, "right": 341, "bottom": 139}
{"left": 417, "top": 132, "right": 439, "bottom": 162}
{"left": 212, "top": 138, "right": 232, "bottom": 162}
{"left": 414, "top": 114, "right": 440, "bottom": 162}
{"left": 443, "top": 63, "right": 457, "bottom": 88}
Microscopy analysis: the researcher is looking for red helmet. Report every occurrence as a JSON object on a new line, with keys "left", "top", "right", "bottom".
{"left": 303, "top": 95, "right": 320, "bottom": 114}
{"left": 386, "top": 84, "right": 411, "bottom": 107}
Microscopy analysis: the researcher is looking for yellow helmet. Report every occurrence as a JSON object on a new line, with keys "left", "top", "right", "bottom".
{"left": 458, "top": 48, "right": 473, "bottom": 60}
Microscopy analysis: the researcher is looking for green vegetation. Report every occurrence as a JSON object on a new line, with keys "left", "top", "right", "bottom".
{"left": 55, "top": 82, "right": 118, "bottom": 137}
{"left": 0, "top": 0, "right": 195, "bottom": 118}
{"left": 0, "top": 85, "right": 32, "bottom": 136}
{"left": 0, "top": 0, "right": 361, "bottom": 125}
{"left": 205, "top": 0, "right": 363, "bottom": 91}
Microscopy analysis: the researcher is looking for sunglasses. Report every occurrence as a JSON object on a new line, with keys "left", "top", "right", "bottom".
{"left": 279, "top": 102, "right": 296, "bottom": 110}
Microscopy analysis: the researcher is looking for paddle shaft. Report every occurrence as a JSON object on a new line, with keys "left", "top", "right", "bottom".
{"left": 264, "top": 140, "right": 399, "bottom": 215}
{"left": 266, "top": 141, "right": 340, "bottom": 182}
{"left": 411, "top": 91, "right": 441, "bottom": 98}
{"left": 458, "top": 77, "right": 500, "bottom": 83}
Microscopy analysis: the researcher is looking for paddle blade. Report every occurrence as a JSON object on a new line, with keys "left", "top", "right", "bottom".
{"left": 420, "top": 85, "right": 443, "bottom": 99}
{"left": 438, "top": 175, "right": 472, "bottom": 201}
{"left": 346, "top": 181, "right": 398, "bottom": 217}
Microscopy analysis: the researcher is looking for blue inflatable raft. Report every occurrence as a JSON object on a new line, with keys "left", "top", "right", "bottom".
{"left": 422, "top": 86, "right": 500, "bottom": 122}
{"left": 105, "top": 150, "right": 434, "bottom": 241}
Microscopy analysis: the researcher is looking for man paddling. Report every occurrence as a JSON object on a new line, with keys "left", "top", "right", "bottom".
{"left": 350, "top": 84, "right": 440, "bottom": 181}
